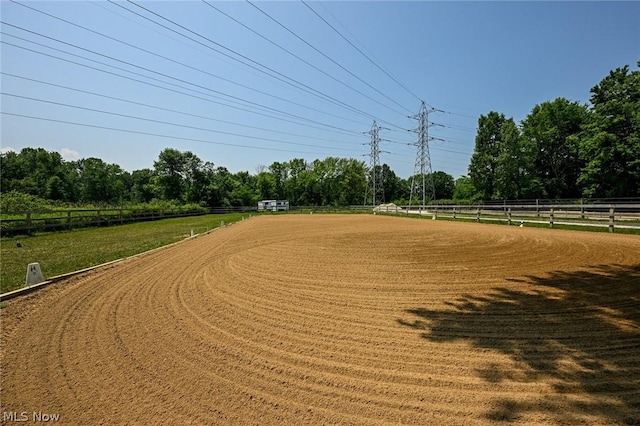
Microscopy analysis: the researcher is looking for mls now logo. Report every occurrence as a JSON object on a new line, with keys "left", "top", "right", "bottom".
{"left": 3, "top": 411, "right": 60, "bottom": 422}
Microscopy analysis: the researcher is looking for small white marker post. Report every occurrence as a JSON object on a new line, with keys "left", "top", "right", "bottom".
{"left": 25, "top": 263, "right": 45, "bottom": 287}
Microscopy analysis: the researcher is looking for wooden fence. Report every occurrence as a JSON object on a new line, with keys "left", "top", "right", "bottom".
{"left": 0, "top": 208, "right": 208, "bottom": 236}
{"left": 374, "top": 202, "right": 640, "bottom": 232}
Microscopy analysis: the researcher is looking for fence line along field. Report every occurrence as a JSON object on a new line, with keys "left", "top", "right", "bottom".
{"left": 1, "top": 215, "right": 638, "bottom": 425}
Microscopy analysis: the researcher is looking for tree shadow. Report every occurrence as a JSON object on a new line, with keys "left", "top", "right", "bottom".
{"left": 398, "top": 264, "right": 640, "bottom": 424}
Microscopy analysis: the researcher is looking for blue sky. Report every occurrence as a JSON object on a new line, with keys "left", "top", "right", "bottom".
{"left": 1, "top": 1, "right": 639, "bottom": 179}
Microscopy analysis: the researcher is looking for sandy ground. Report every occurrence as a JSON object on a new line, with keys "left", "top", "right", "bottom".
{"left": 1, "top": 215, "right": 639, "bottom": 425}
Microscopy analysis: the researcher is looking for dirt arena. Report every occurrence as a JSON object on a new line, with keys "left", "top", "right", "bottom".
{"left": 1, "top": 215, "right": 639, "bottom": 425}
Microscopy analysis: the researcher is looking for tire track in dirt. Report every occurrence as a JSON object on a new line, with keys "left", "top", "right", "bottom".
{"left": 2, "top": 215, "right": 638, "bottom": 425}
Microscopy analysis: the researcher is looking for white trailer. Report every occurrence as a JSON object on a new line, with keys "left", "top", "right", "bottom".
{"left": 257, "top": 200, "right": 289, "bottom": 212}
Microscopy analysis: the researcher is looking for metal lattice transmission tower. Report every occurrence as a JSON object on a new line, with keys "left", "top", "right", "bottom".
{"left": 364, "top": 120, "right": 384, "bottom": 207}
{"left": 409, "top": 101, "right": 439, "bottom": 208}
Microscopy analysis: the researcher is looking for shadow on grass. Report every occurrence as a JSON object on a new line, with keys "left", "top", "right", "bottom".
{"left": 398, "top": 264, "right": 640, "bottom": 424}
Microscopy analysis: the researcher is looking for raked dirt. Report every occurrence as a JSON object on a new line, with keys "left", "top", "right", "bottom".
{"left": 1, "top": 214, "right": 639, "bottom": 425}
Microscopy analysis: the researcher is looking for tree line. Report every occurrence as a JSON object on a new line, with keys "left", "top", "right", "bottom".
{"left": 468, "top": 62, "right": 639, "bottom": 200}
{"left": 1, "top": 62, "right": 637, "bottom": 210}
{"left": 0, "top": 146, "right": 459, "bottom": 209}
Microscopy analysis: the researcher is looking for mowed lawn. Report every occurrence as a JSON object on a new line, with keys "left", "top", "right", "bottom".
{"left": 0, "top": 213, "right": 249, "bottom": 293}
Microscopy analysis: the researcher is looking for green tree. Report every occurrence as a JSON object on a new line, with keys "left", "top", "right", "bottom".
{"left": 337, "top": 158, "right": 367, "bottom": 205}
{"left": 130, "top": 169, "right": 156, "bottom": 203}
{"left": 154, "top": 148, "right": 187, "bottom": 201}
{"left": 521, "top": 98, "right": 588, "bottom": 199}
{"left": 255, "top": 171, "right": 276, "bottom": 201}
{"left": 430, "top": 171, "right": 455, "bottom": 200}
{"left": 1, "top": 148, "right": 66, "bottom": 198}
{"left": 269, "top": 161, "right": 288, "bottom": 200}
{"left": 578, "top": 63, "right": 640, "bottom": 197}
{"left": 230, "top": 171, "right": 257, "bottom": 206}
{"left": 453, "top": 175, "right": 479, "bottom": 201}
{"left": 493, "top": 118, "right": 540, "bottom": 200}
{"left": 468, "top": 112, "right": 507, "bottom": 200}
{"left": 76, "top": 158, "right": 126, "bottom": 203}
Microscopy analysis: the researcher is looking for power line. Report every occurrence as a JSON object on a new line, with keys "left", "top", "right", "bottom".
{"left": 1, "top": 36, "right": 363, "bottom": 136}
{"left": 1, "top": 112, "right": 355, "bottom": 158}
{"left": 118, "top": 0, "right": 395, "bottom": 126}
{"left": 9, "top": 0, "right": 393, "bottom": 127}
{"left": 301, "top": 0, "right": 422, "bottom": 104}
{"left": 2, "top": 92, "right": 362, "bottom": 153}
{"left": 1, "top": 19, "right": 370, "bottom": 132}
{"left": 1, "top": 72, "right": 360, "bottom": 146}
{"left": 245, "top": 0, "right": 413, "bottom": 116}
{"left": 201, "top": 0, "right": 409, "bottom": 126}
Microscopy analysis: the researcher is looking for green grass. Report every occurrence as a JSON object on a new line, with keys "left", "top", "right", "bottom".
{"left": 0, "top": 213, "right": 249, "bottom": 293}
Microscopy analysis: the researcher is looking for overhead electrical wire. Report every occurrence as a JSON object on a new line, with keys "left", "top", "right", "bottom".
{"left": 1, "top": 72, "right": 361, "bottom": 146}
{"left": 301, "top": 0, "right": 422, "bottom": 104}
{"left": 1, "top": 19, "right": 371, "bottom": 131}
{"left": 1, "top": 112, "right": 364, "bottom": 158}
{"left": 2, "top": 92, "right": 364, "bottom": 152}
{"left": 10, "top": 0, "right": 393, "bottom": 129}
{"left": 0, "top": 41, "right": 366, "bottom": 143}
{"left": 0, "top": 33, "right": 365, "bottom": 136}
{"left": 201, "top": 0, "right": 411, "bottom": 127}
{"left": 3, "top": 1, "right": 475, "bottom": 173}
{"left": 245, "top": 0, "right": 413, "bottom": 117}
{"left": 115, "top": 0, "right": 402, "bottom": 128}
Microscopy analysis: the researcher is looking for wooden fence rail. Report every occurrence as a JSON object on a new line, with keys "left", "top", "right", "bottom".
{"left": 0, "top": 208, "right": 209, "bottom": 236}
{"left": 374, "top": 203, "right": 640, "bottom": 232}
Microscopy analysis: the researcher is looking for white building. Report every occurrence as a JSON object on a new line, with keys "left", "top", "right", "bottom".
{"left": 257, "top": 200, "right": 289, "bottom": 212}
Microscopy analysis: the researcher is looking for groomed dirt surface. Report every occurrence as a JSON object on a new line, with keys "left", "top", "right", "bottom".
{"left": 1, "top": 215, "right": 639, "bottom": 425}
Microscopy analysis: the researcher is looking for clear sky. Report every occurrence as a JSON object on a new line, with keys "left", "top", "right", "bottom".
{"left": 1, "top": 1, "right": 639, "bottom": 179}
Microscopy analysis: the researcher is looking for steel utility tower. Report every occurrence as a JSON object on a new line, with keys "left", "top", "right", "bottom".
{"left": 409, "top": 101, "right": 441, "bottom": 208}
{"left": 364, "top": 120, "right": 384, "bottom": 207}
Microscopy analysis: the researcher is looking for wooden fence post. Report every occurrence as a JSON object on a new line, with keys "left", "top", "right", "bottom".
{"left": 67, "top": 211, "right": 72, "bottom": 229}
{"left": 508, "top": 208, "right": 512, "bottom": 226}
{"left": 26, "top": 212, "right": 32, "bottom": 228}
{"left": 609, "top": 207, "right": 615, "bottom": 233}
{"left": 549, "top": 208, "right": 554, "bottom": 228}
{"left": 476, "top": 208, "right": 481, "bottom": 222}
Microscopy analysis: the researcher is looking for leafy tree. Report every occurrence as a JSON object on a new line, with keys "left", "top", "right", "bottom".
{"left": 521, "top": 98, "right": 588, "bottom": 199}
{"left": 0, "top": 148, "right": 66, "bottom": 198}
{"left": 430, "top": 171, "right": 455, "bottom": 200}
{"left": 493, "top": 118, "right": 539, "bottom": 200}
{"left": 468, "top": 112, "right": 507, "bottom": 200}
{"left": 337, "top": 158, "right": 367, "bottom": 205}
{"left": 268, "top": 161, "right": 288, "bottom": 200}
{"left": 230, "top": 171, "right": 257, "bottom": 207}
{"left": 284, "top": 158, "right": 308, "bottom": 205}
{"left": 45, "top": 175, "right": 66, "bottom": 200}
{"left": 75, "top": 158, "right": 126, "bottom": 204}
{"left": 578, "top": 63, "right": 640, "bottom": 197}
{"left": 255, "top": 171, "right": 276, "bottom": 201}
{"left": 154, "top": 148, "right": 187, "bottom": 201}
{"left": 380, "top": 164, "right": 408, "bottom": 203}
{"left": 453, "top": 175, "right": 479, "bottom": 201}
{"left": 130, "top": 169, "right": 156, "bottom": 203}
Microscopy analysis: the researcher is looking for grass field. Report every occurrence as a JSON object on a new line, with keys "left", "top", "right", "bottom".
{"left": 0, "top": 212, "right": 249, "bottom": 293}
